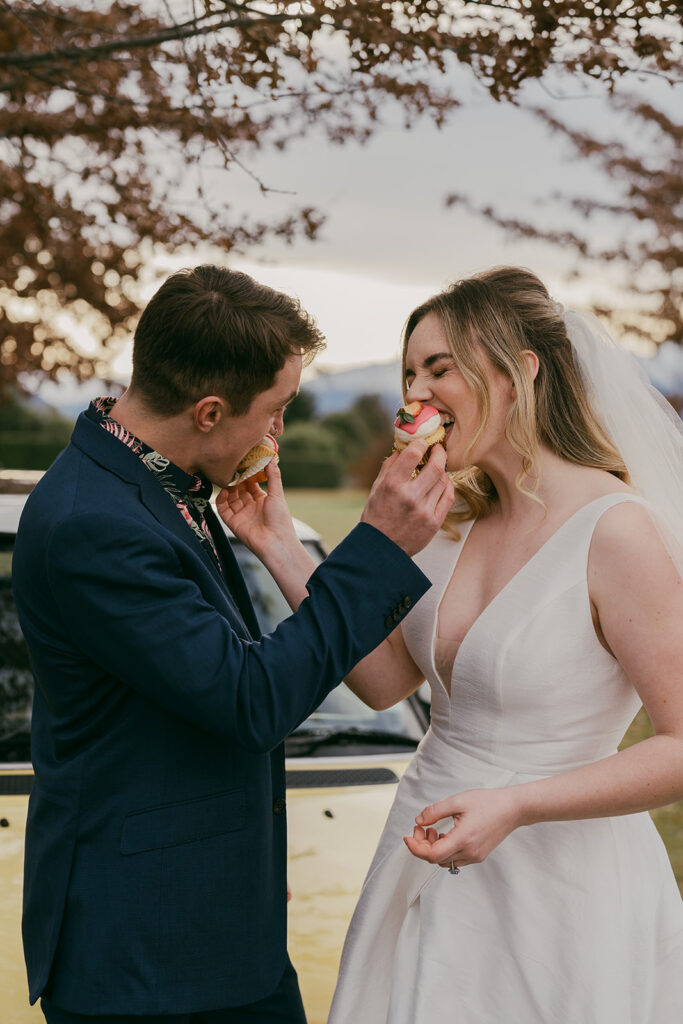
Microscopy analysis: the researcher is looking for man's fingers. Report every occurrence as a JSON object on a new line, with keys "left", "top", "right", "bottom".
{"left": 393, "top": 438, "right": 429, "bottom": 477}
{"left": 432, "top": 477, "right": 456, "bottom": 524}
{"left": 264, "top": 456, "right": 284, "bottom": 498}
{"left": 397, "top": 442, "right": 448, "bottom": 500}
{"left": 414, "top": 442, "right": 447, "bottom": 485}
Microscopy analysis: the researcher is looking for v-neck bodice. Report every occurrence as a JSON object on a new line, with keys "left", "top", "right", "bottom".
{"left": 403, "top": 493, "right": 646, "bottom": 775}
{"left": 329, "top": 490, "right": 683, "bottom": 1024}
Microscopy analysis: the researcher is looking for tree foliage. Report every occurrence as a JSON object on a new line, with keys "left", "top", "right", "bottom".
{"left": 448, "top": 93, "right": 682, "bottom": 346}
{"left": 283, "top": 388, "right": 317, "bottom": 424}
{"left": 320, "top": 392, "right": 394, "bottom": 486}
{"left": 1, "top": 0, "right": 680, "bottom": 388}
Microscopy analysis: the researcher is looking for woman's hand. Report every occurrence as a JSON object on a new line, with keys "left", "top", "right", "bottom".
{"left": 215, "top": 457, "right": 297, "bottom": 560}
{"left": 403, "top": 786, "right": 525, "bottom": 871}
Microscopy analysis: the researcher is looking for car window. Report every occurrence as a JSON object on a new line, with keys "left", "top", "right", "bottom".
{"left": 0, "top": 540, "right": 32, "bottom": 764}
{"left": 233, "top": 539, "right": 426, "bottom": 751}
{"left": 0, "top": 533, "right": 426, "bottom": 765}
{"left": 231, "top": 539, "right": 325, "bottom": 635}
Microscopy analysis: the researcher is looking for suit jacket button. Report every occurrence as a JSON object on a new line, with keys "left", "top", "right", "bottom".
{"left": 273, "top": 797, "right": 286, "bottom": 815}
{"left": 392, "top": 608, "right": 402, "bottom": 622}
{"left": 384, "top": 614, "right": 395, "bottom": 629}
{"left": 401, "top": 596, "right": 412, "bottom": 610}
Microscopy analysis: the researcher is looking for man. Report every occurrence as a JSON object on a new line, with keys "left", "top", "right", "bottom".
{"left": 13, "top": 265, "right": 453, "bottom": 1024}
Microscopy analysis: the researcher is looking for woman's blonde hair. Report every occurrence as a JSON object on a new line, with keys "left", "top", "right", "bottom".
{"left": 402, "top": 266, "right": 629, "bottom": 523}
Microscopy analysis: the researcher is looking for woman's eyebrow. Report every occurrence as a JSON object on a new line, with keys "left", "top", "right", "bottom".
{"left": 423, "top": 352, "right": 453, "bottom": 368}
{"left": 406, "top": 352, "right": 452, "bottom": 375}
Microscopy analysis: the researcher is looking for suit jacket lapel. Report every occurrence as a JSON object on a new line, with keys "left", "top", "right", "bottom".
{"left": 70, "top": 413, "right": 255, "bottom": 639}
{"left": 205, "top": 505, "right": 261, "bottom": 639}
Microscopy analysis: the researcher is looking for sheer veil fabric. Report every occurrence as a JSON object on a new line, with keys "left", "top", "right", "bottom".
{"left": 562, "top": 308, "right": 683, "bottom": 580}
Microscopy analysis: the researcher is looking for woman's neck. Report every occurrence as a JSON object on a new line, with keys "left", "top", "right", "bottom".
{"left": 481, "top": 447, "right": 618, "bottom": 526}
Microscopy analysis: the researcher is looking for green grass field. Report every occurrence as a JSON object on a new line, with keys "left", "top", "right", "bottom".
{"left": 284, "top": 487, "right": 683, "bottom": 892}
{"left": 286, "top": 487, "right": 368, "bottom": 551}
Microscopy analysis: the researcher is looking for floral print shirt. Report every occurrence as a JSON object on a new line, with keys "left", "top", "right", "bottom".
{"left": 88, "top": 397, "right": 222, "bottom": 572}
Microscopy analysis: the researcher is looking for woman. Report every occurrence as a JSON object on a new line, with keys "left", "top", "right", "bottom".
{"left": 325, "top": 267, "right": 683, "bottom": 1023}
{"left": 221, "top": 267, "right": 683, "bottom": 1022}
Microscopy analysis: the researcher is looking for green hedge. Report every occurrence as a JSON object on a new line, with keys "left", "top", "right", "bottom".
{"left": 0, "top": 433, "right": 69, "bottom": 470}
{"left": 279, "top": 455, "right": 343, "bottom": 489}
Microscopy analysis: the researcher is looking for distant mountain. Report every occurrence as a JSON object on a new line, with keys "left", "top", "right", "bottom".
{"left": 38, "top": 346, "right": 682, "bottom": 423}
{"left": 38, "top": 379, "right": 124, "bottom": 422}
{"left": 304, "top": 348, "right": 683, "bottom": 419}
{"left": 303, "top": 360, "right": 402, "bottom": 417}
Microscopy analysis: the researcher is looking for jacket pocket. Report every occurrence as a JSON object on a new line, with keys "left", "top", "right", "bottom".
{"left": 120, "top": 788, "right": 246, "bottom": 855}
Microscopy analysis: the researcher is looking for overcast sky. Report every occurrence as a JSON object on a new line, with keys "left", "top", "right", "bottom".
{"left": 41, "top": 55, "right": 682, "bottom": 406}
{"left": 133, "top": 65, "right": 676, "bottom": 373}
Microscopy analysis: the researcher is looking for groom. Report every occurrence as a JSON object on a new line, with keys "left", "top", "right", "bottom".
{"left": 12, "top": 265, "right": 452, "bottom": 1023}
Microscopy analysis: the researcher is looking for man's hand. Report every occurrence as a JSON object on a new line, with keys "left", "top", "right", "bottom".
{"left": 215, "top": 458, "right": 297, "bottom": 560}
{"left": 361, "top": 441, "right": 454, "bottom": 556}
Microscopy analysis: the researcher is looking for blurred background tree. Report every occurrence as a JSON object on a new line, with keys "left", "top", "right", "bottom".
{"left": 1, "top": 0, "right": 680, "bottom": 397}
{"left": 281, "top": 392, "right": 393, "bottom": 488}
{"left": 447, "top": 95, "right": 682, "bottom": 348}
{"left": 277, "top": 420, "right": 344, "bottom": 488}
{"left": 0, "top": 386, "right": 72, "bottom": 467}
{"left": 282, "top": 390, "right": 317, "bottom": 426}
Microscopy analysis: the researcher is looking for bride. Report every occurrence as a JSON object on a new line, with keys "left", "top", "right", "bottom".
{"left": 326, "top": 267, "right": 683, "bottom": 1023}
{"left": 222, "top": 266, "right": 683, "bottom": 1022}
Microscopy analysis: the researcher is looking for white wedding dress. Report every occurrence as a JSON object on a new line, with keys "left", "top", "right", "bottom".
{"left": 328, "top": 494, "right": 683, "bottom": 1023}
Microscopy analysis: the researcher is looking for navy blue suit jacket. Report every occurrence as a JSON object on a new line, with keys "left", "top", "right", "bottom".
{"left": 12, "top": 412, "right": 430, "bottom": 1015}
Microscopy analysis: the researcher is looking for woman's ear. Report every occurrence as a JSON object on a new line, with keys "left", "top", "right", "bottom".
{"left": 194, "top": 396, "right": 227, "bottom": 433}
{"left": 521, "top": 349, "right": 540, "bottom": 382}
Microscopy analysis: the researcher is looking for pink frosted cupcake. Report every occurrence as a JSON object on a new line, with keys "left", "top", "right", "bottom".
{"left": 393, "top": 402, "right": 445, "bottom": 469}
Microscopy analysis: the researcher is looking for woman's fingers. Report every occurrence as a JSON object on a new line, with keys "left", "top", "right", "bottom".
{"left": 403, "top": 827, "right": 461, "bottom": 867}
{"left": 415, "top": 795, "right": 462, "bottom": 828}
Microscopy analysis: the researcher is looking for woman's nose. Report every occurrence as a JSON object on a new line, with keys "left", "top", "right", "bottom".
{"left": 404, "top": 375, "right": 432, "bottom": 404}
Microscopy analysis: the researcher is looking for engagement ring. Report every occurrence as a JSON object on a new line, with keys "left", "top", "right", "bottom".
{"left": 449, "top": 861, "right": 460, "bottom": 875}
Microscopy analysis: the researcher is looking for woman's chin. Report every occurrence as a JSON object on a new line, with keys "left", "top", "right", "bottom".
{"left": 445, "top": 452, "right": 474, "bottom": 475}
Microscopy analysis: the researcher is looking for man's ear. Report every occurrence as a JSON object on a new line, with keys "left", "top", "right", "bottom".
{"left": 194, "top": 396, "right": 230, "bottom": 433}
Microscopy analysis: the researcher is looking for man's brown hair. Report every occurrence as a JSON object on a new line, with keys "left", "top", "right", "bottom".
{"left": 131, "top": 265, "right": 325, "bottom": 415}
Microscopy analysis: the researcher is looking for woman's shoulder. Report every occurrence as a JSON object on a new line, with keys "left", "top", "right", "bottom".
{"left": 561, "top": 467, "right": 642, "bottom": 526}
{"left": 569, "top": 465, "right": 634, "bottom": 502}
{"left": 588, "top": 491, "right": 675, "bottom": 588}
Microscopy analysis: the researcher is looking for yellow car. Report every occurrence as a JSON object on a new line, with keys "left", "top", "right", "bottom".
{"left": 0, "top": 474, "right": 427, "bottom": 1023}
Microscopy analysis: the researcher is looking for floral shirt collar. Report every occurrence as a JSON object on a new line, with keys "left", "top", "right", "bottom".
{"left": 87, "top": 397, "right": 221, "bottom": 570}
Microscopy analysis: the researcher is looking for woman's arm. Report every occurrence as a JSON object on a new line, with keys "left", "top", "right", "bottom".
{"left": 344, "top": 626, "right": 426, "bottom": 711}
{"left": 405, "top": 502, "right": 683, "bottom": 868}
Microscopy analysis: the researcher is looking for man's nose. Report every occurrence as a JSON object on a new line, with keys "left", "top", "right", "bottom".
{"left": 271, "top": 411, "right": 284, "bottom": 437}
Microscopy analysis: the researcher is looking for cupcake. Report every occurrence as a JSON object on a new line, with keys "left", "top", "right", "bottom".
{"left": 393, "top": 402, "right": 445, "bottom": 469}
{"left": 228, "top": 434, "right": 279, "bottom": 487}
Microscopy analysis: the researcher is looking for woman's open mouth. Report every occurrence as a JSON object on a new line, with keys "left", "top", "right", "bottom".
{"left": 440, "top": 415, "right": 454, "bottom": 441}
